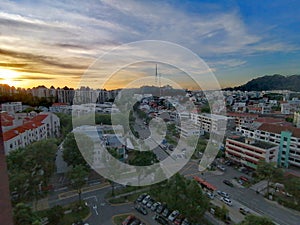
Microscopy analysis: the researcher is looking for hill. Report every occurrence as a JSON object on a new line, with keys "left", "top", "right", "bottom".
{"left": 226, "top": 74, "right": 300, "bottom": 92}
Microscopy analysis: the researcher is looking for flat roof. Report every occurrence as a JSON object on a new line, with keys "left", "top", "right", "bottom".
{"left": 228, "top": 136, "right": 276, "bottom": 149}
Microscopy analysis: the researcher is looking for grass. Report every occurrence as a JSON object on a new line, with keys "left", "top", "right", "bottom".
{"left": 105, "top": 185, "right": 146, "bottom": 198}
{"left": 113, "top": 214, "right": 132, "bottom": 225}
{"left": 109, "top": 192, "right": 141, "bottom": 204}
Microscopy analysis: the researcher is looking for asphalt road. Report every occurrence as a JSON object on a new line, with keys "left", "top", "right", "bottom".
{"left": 180, "top": 161, "right": 300, "bottom": 225}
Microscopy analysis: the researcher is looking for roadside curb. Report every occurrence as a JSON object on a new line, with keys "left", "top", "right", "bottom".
{"left": 58, "top": 183, "right": 110, "bottom": 200}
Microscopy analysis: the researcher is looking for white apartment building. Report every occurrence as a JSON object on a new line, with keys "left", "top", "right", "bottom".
{"left": 1, "top": 102, "right": 22, "bottom": 114}
{"left": 236, "top": 123, "right": 300, "bottom": 168}
{"left": 190, "top": 113, "right": 234, "bottom": 133}
{"left": 176, "top": 122, "right": 204, "bottom": 138}
{"left": 3, "top": 113, "right": 60, "bottom": 154}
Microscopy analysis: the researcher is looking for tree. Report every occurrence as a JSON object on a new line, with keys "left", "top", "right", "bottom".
{"left": 63, "top": 132, "right": 94, "bottom": 169}
{"left": 256, "top": 160, "right": 283, "bottom": 195}
{"left": 68, "top": 165, "right": 89, "bottom": 202}
{"left": 239, "top": 214, "right": 275, "bottom": 225}
{"left": 47, "top": 205, "right": 64, "bottom": 224}
{"left": 129, "top": 151, "right": 158, "bottom": 185}
{"left": 55, "top": 113, "right": 72, "bottom": 138}
{"left": 7, "top": 139, "right": 57, "bottom": 205}
{"left": 284, "top": 175, "right": 300, "bottom": 204}
{"left": 150, "top": 173, "right": 209, "bottom": 224}
{"left": 13, "top": 203, "right": 41, "bottom": 225}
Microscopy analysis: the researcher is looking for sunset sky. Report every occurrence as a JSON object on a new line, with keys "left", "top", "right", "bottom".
{"left": 0, "top": 0, "right": 300, "bottom": 90}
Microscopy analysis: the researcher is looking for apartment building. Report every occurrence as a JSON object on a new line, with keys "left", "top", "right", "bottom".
{"left": 225, "top": 136, "right": 278, "bottom": 169}
{"left": 1, "top": 102, "right": 22, "bottom": 114}
{"left": 237, "top": 122, "right": 300, "bottom": 168}
{"left": 176, "top": 122, "right": 204, "bottom": 138}
{"left": 2, "top": 113, "right": 60, "bottom": 154}
{"left": 190, "top": 113, "right": 235, "bottom": 133}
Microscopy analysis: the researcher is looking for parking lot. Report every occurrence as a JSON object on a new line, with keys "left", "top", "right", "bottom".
{"left": 120, "top": 193, "right": 191, "bottom": 225}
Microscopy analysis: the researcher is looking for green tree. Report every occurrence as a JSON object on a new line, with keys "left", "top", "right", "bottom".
{"left": 256, "top": 160, "right": 283, "bottom": 195}
{"left": 129, "top": 151, "right": 158, "bottom": 185}
{"left": 63, "top": 132, "right": 94, "bottom": 168}
{"left": 55, "top": 113, "right": 72, "bottom": 138}
{"left": 68, "top": 165, "right": 89, "bottom": 202}
{"left": 150, "top": 173, "right": 209, "bottom": 223}
{"left": 284, "top": 175, "right": 300, "bottom": 204}
{"left": 239, "top": 214, "right": 275, "bottom": 225}
{"left": 47, "top": 205, "right": 64, "bottom": 224}
{"left": 7, "top": 139, "right": 57, "bottom": 205}
{"left": 13, "top": 203, "right": 41, "bottom": 225}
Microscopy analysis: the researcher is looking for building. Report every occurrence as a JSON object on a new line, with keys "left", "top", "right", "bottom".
{"left": 237, "top": 122, "right": 300, "bottom": 168}
{"left": 1, "top": 102, "right": 22, "bottom": 114}
{"left": 176, "top": 122, "right": 204, "bottom": 138}
{"left": 225, "top": 136, "right": 278, "bottom": 169}
{"left": 2, "top": 113, "right": 60, "bottom": 154}
{"left": 293, "top": 111, "right": 300, "bottom": 128}
{"left": 190, "top": 113, "right": 235, "bottom": 134}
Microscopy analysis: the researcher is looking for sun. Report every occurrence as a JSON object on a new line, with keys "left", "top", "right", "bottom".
{"left": 0, "top": 69, "right": 20, "bottom": 87}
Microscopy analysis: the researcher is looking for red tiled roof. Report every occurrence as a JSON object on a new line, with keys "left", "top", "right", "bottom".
{"left": 258, "top": 123, "right": 300, "bottom": 138}
{"left": 2, "top": 114, "right": 47, "bottom": 141}
{"left": 255, "top": 117, "right": 290, "bottom": 125}
{"left": 0, "top": 112, "right": 14, "bottom": 126}
{"left": 227, "top": 112, "right": 259, "bottom": 118}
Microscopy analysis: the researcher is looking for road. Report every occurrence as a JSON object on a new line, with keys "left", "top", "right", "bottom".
{"left": 180, "top": 161, "right": 300, "bottom": 225}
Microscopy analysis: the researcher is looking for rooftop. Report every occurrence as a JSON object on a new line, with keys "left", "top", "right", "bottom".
{"left": 258, "top": 123, "right": 300, "bottom": 138}
{"left": 228, "top": 135, "right": 276, "bottom": 149}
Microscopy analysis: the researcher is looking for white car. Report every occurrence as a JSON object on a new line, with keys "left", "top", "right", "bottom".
{"left": 168, "top": 210, "right": 179, "bottom": 222}
{"left": 142, "top": 195, "right": 151, "bottom": 205}
{"left": 221, "top": 197, "right": 232, "bottom": 206}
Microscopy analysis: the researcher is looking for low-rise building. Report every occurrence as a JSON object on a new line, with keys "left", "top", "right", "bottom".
{"left": 176, "top": 122, "right": 204, "bottom": 138}
{"left": 1, "top": 102, "right": 22, "bottom": 114}
{"left": 225, "top": 136, "right": 278, "bottom": 169}
{"left": 190, "top": 113, "right": 235, "bottom": 133}
{"left": 3, "top": 112, "right": 60, "bottom": 154}
{"left": 237, "top": 122, "right": 300, "bottom": 168}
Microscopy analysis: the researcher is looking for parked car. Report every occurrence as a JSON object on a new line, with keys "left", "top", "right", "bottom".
{"left": 129, "top": 219, "right": 141, "bottom": 225}
{"left": 134, "top": 204, "right": 147, "bottom": 215}
{"left": 137, "top": 193, "right": 147, "bottom": 202}
{"left": 154, "top": 214, "right": 169, "bottom": 225}
{"left": 122, "top": 215, "right": 135, "bottom": 225}
{"left": 239, "top": 176, "right": 249, "bottom": 183}
{"left": 217, "top": 165, "right": 226, "bottom": 171}
{"left": 181, "top": 218, "right": 191, "bottom": 225}
{"left": 221, "top": 197, "right": 232, "bottom": 206}
{"left": 142, "top": 195, "right": 150, "bottom": 205}
{"left": 223, "top": 179, "right": 234, "bottom": 187}
{"left": 217, "top": 190, "right": 230, "bottom": 198}
{"left": 146, "top": 199, "right": 154, "bottom": 208}
{"left": 162, "top": 208, "right": 170, "bottom": 218}
{"left": 206, "top": 192, "right": 214, "bottom": 199}
{"left": 151, "top": 202, "right": 161, "bottom": 211}
{"left": 239, "top": 207, "right": 250, "bottom": 215}
{"left": 156, "top": 203, "right": 166, "bottom": 214}
{"left": 168, "top": 210, "right": 179, "bottom": 222}
{"left": 174, "top": 214, "right": 184, "bottom": 225}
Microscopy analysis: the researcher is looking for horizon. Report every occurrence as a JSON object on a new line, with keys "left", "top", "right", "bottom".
{"left": 0, "top": 1, "right": 300, "bottom": 90}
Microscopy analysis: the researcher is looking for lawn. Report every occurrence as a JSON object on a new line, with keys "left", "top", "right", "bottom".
{"left": 113, "top": 214, "right": 132, "bottom": 225}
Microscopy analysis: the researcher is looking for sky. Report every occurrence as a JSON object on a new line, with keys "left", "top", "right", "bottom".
{"left": 0, "top": 0, "right": 299, "bottom": 90}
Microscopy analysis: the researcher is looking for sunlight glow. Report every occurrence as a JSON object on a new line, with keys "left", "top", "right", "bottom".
{"left": 0, "top": 69, "right": 20, "bottom": 87}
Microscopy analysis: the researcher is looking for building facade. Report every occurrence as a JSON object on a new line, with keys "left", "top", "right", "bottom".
{"left": 225, "top": 136, "right": 278, "bottom": 169}
{"left": 2, "top": 113, "right": 60, "bottom": 154}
